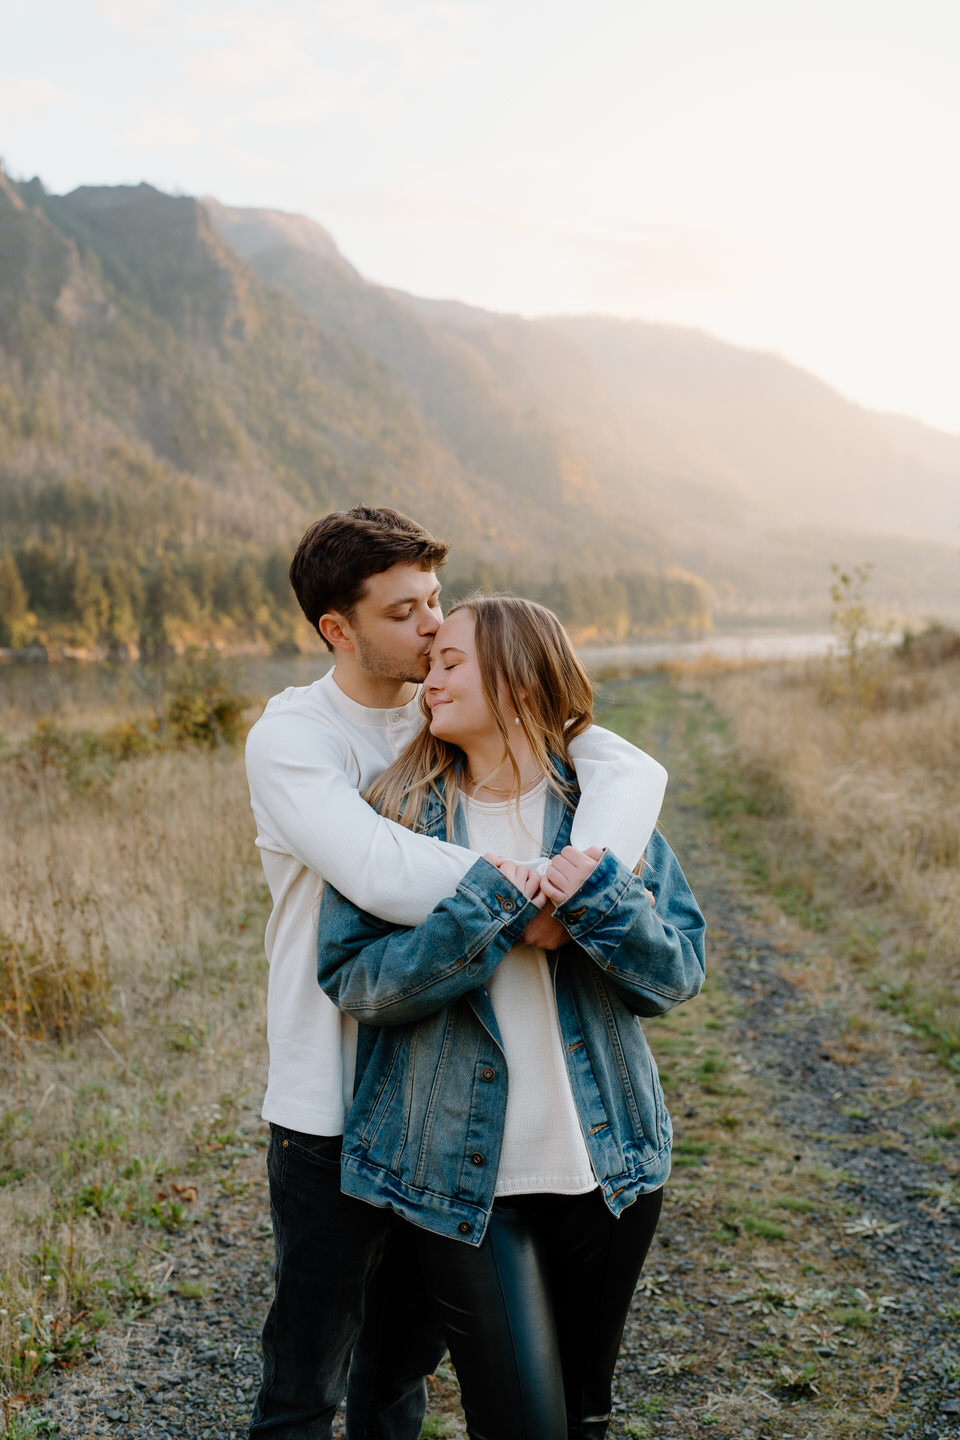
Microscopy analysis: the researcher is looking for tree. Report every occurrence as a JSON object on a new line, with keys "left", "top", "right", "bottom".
{"left": 0, "top": 549, "right": 31, "bottom": 646}
{"left": 72, "top": 551, "right": 110, "bottom": 645}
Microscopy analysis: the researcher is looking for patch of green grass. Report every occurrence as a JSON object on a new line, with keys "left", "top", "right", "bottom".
{"left": 775, "top": 1194, "right": 815, "bottom": 1213}
{"left": 742, "top": 1214, "right": 787, "bottom": 1241}
{"left": 418, "top": 1419, "right": 449, "bottom": 1439}
{"left": 631, "top": 1395, "right": 666, "bottom": 1416}
{"left": 831, "top": 1306, "right": 873, "bottom": 1328}
{"left": 708, "top": 1223, "right": 739, "bottom": 1245}
{"left": 672, "top": 1138, "right": 711, "bottom": 1167}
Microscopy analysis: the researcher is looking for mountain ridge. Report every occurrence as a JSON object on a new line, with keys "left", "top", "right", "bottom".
{"left": 1, "top": 165, "right": 958, "bottom": 655}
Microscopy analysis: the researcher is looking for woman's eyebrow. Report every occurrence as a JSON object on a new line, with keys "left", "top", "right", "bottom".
{"left": 429, "top": 645, "right": 467, "bottom": 661}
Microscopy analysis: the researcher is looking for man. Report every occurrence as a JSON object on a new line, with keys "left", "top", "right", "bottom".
{"left": 244, "top": 505, "right": 668, "bottom": 1438}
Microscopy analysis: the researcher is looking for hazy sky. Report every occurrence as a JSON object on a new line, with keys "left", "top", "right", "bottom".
{"left": 3, "top": 0, "right": 959, "bottom": 431}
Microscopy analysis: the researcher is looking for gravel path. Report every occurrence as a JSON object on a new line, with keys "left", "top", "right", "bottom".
{"left": 38, "top": 711, "right": 960, "bottom": 1439}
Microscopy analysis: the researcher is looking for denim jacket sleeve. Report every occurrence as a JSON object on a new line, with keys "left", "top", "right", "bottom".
{"left": 552, "top": 833, "right": 705, "bottom": 1016}
{"left": 317, "top": 856, "right": 542, "bottom": 1026}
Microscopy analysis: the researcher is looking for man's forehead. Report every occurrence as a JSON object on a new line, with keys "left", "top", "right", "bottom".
{"left": 362, "top": 565, "right": 440, "bottom": 606}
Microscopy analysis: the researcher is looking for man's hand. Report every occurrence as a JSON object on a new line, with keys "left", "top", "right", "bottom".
{"left": 539, "top": 845, "right": 603, "bottom": 907}
{"left": 484, "top": 855, "right": 547, "bottom": 909}
{"left": 521, "top": 901, "right": 568, "bottom": 951}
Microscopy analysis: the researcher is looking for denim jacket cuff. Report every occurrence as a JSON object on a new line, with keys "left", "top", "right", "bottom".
{"left": 458, "top": 856, "right": 544, "bottom": 942}
{"left": 553, "top": 849, "right": 634, "bottom": 938}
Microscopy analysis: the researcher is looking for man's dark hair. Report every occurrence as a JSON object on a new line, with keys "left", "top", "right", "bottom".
{"left": 290, "top": 505, "right": 449, "bottom": 651}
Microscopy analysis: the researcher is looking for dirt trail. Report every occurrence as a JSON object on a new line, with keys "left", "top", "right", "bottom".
{"left": 38, "top": 686, "right": 960, "bottom": 1440}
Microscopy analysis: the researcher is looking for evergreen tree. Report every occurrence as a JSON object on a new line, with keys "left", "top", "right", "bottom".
{"left": 0, "top": 550, "right": 31, "bottom": 646}
{"left": 72, "top": 551, "right": 110, "bottom": 644}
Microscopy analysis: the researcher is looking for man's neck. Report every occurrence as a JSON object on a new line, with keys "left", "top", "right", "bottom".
{"left": 331, "top": 665, "right": 418, "bottom": 711}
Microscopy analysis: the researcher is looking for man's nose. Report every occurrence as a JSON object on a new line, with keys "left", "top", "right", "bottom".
{"left": 418, "top": 603, "right": 441, "bottom": 635}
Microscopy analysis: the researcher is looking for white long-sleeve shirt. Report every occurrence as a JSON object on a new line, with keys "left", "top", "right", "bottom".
{"left": 244, "top": 669, "right": 667, "bottom": 1135}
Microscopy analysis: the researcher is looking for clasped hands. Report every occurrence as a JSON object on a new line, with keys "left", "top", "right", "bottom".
{"left": 483, "top": 845, "right": 604, "bottom": 950}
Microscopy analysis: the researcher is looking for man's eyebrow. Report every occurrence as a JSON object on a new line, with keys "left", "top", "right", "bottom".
{"left": 382, "top": 586, "right": 442, "bottom": 611}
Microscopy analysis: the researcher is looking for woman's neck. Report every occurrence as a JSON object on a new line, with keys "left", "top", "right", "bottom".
{"left": 460, "top": 734, "right": 542, "bottom": 797}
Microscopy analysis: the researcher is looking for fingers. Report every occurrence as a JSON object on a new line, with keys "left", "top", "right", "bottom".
{"left": 538, "top": 871, "right": 566, "bottom": 905}
{"left": 542, "top": 845, "right": 602, "bottom": 905}
{"left": 496, "top": 860, "right": 540, "bottom": 901}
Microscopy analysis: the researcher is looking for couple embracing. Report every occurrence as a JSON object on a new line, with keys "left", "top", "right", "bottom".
{"left": 244, "top": 505, "right": 706, "bottom": 1440}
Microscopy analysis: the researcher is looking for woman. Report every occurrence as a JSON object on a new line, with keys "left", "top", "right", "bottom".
{"left": 316, "top": 596, "right": 705, "bottom": 1440}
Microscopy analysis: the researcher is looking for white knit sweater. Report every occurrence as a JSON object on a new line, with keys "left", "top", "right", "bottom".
{"left": 464, "top": 782, "right": 597, "bottom": 1195}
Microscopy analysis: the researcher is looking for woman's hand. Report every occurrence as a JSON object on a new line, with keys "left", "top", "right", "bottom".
{"left": 539, "top": 845, "right": 603, "bottom": 907}
{"left": 484, "top": 855, "right": 547, "bottom": 909}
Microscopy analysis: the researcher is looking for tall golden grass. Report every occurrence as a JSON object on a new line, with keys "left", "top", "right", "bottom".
{"left": 692, "top": 636, "right": 960, "bottom": 1062}
{"left": 0, "top": 682, "right": 268, "bottom": 1406}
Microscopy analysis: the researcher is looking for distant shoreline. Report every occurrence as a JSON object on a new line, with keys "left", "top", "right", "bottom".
{"left": 1, "top": 627, "right": 844, "bottom": 677}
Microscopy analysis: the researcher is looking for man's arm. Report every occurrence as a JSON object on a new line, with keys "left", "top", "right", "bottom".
{"left": 245, "top": 710, "right": 479, "bottom": 926}
{"left": 566, "top": 725, "right": 667, "bottom": 867}
{"left": 520, "top": 725, "right": 667, "bottom": 950}
{"left": 245, "top": 713, "right": 666, "bottom": 931}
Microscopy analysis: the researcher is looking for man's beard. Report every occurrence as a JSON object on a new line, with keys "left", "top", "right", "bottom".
{"left": 354, "top": 630, "right": 430, "bottom": 685}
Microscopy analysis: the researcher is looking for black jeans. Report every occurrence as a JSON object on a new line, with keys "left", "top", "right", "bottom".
{"left": 415, "top": 1187, "right": 663, "bottom": 1440}
{"left": 248, "top": 1125, "right": 446, "bottom": 1440}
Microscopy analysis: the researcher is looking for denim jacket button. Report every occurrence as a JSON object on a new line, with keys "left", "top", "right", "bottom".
{"left": 457, "top": 1221, "right": 472, "bottom": 1234}
{"left": 480, "top": 1067, "right": 495, "bottom": 1082}
{"left": 470, "top": 1152, "right": 484, "bottom": 1166}
{"left": 500, "top": 898, "right": 515, "bottom": 913}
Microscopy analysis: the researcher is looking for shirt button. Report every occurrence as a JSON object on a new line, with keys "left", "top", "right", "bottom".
{"left": 480, "top": 1067, "right": 495, "bottom": 1082}
{"left": 457, "top": 1221, "right": 472, "bottom": 1235}
{"left": 470, "top": 1152, "right": 484, "bottom": 1166}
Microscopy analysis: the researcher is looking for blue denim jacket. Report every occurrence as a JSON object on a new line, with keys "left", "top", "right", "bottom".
{"left": 316, "top": 766, "right": 706, "bottom": 1245}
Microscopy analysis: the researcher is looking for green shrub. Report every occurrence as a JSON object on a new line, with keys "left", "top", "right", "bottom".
{"left": 163, "top": 650, "right": 248, "bottom": 749}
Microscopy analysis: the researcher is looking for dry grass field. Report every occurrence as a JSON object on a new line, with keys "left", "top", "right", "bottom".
{"left": 683, "top": 627, "right": 960, "bottom": 1072}
{"left": 0, "top": 661, "right": 270, "bottom": 1422}
{"left": 1, "top": 630, "right": 958, "bottom": 1435}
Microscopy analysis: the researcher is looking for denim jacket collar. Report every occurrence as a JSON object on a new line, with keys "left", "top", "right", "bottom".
{"left": 417, "top": 757, "right": 575, "bottom": 857}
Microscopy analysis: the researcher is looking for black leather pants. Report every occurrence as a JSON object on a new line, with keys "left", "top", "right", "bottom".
{"left": 414, "top": 1186, "right": 663, "bottom": 1440}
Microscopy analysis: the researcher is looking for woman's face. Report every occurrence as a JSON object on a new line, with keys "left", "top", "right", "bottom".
{"left": 423, "top": 609, "right": 500, "bottom": 749}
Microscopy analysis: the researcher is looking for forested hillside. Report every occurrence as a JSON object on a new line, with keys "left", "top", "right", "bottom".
{"left": 1, "top": 163, "right": 957, "bottom": 657}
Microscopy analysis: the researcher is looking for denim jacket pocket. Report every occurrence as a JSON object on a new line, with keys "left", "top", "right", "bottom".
{"left": 355, "top": 1032, "right": 407, "bottom": 1151}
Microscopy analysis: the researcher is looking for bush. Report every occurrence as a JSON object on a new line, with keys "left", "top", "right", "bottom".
{"left": 162, "top": 650, "right": 248, "bottom": 749}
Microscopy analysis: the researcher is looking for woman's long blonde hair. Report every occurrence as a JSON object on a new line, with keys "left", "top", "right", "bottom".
{"left": 366, "top": 595, "right": 594, "bottom": 837}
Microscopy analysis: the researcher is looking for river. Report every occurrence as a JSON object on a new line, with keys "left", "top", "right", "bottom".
{"left": 0, "top": 629, "right": 839, "bottom": 732}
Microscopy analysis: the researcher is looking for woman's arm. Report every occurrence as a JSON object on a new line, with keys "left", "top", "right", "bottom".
{"left": 316, "top": 857, "right": 542, "bottom": 1026}
{"left": 545, "top": 834, "right": 706, "bottom": 1016}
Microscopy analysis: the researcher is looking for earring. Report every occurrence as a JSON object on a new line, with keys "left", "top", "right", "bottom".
{"left": 514, "top": 716, "right": 521, "bottom": 726}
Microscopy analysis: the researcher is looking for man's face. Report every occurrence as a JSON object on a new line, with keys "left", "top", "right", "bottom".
{"left": 342, "top": 565, "right": 443, "bottom": 684}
